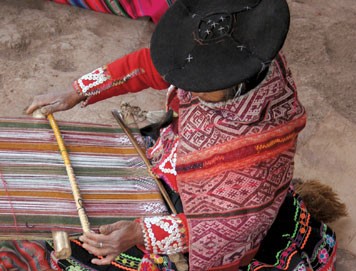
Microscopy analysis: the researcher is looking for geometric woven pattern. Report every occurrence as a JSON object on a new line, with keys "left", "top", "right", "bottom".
{"left": 180, "top": 154, "right": 294, "bottom": 216}
{"left": 177, "top": 55, "right": 304, "bottom": 155}
{"left": 180, "top": 154, "right": 293, "bottom": 269}
{"left": 175, "top": 53, "right": 307, "bottom": 270}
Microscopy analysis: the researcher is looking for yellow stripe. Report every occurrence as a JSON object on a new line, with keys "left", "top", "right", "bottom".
{"left": 0, "top": 142, "right": 140, "bottom": 155}
{"left": 255, "top": 133, "right": 296, "bottom": 152}
{"left": 0, "top": 190, "right": 163, "bottom": 200}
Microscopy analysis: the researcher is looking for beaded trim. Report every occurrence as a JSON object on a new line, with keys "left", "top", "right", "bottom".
{"left": 75, "top": 66, "right": 111, "bottom": 95}
{"left": 158, "top": 140, "right": 178, "bottom": 175}
{"left": 73, "top": 66, "right": 145, "bottom": 97}
{"left": 140, "top": 215, "right": 188, "bottom": 255}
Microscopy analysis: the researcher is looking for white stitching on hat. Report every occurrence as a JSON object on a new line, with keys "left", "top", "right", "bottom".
{"left": 186, "top": 54, "right": 193, "bottom": 63}
{"left": 237, "top": 45, "right": 246, "bottom": 51}
{"left": 211, "top": 22, "right": 218, "bottom": 28}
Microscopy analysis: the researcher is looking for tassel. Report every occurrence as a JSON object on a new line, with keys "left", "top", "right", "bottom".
{"left": 293, "top": 179, "right": 348, "bottom": 223}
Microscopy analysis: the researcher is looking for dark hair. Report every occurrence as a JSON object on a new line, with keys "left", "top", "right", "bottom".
{"left": 222, "top": 65, "right": 270, "bottom": 101}
{"left": 140, "top": 109, "right": 174, "bottom": 141}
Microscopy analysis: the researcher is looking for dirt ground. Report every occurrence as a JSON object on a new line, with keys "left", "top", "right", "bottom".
{"left": 1, "top": 0, "right": 356, "bottom": 266}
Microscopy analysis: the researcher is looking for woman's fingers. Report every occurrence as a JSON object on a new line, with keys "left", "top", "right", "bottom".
{"left": 82, "top": 242, "right": 112, "bottom": 257}
{"left": 80, "top": 234, "right": 119, "bottom": 263}
{"left": 80, "top": 235, "right": 101, "bottom": 248}
{"left": 26, "top": 100, "right": 65, "bottom": 116}
{"left": 25, "top": 89, "right": 84, "bottom": 115}
{"left": 79, "top": 221, "right": 144, "bottom": 266}
{"left": 25, "top": 95, "right": 54, "bottom": 115}
{"left": 91, "top": 254, "right": 116, "bottom": 265}
{"left": 36, "top": 103, "right": 59, "bottom": 116}
{"left": 38, "top": 100, "right": 71, "bottom": 115}
{"left": 99, "top": 220, "right": 126, "bottom": 235}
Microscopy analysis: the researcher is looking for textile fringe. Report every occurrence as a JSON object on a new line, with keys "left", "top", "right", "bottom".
{"left": 293, "top": 179, "right": 348, "bottom": 223}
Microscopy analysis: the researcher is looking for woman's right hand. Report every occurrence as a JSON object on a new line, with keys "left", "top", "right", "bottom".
{"left": 25, "top": 88, "right": 85, "bottom": 116}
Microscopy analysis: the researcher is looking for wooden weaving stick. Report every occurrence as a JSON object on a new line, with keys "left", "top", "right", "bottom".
{"left": 34, "top": 112, "right": 91, "bottom": 256}
{"left": 47, "top": 113, "right": 91, "bottom": 233}
{"left": 31, "top": 110, "right": 79, "bottom": 258}
{"left": 46, "top": 113, "right": 92, "bottom": 259}
{"left": 112, "top": 110, "right": 188, "bottom": 271}
{"left": 112, "top": 109, "right": 177, "bottom": 215}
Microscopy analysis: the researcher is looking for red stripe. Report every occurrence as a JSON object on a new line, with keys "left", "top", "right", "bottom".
{"left": 14, "top": 241, "right": 50, "bottom": 270}
{"left": 52, "top": 0, "right": 69, "bottom": 4}
{"left": 86, "top": 0, "right": 109, "bottom": 12}
{"left": 177, "top": 114, "right": 306, "bottom": 171}
{"left": 0, "top": 250, "right": 28, "bottom": 270}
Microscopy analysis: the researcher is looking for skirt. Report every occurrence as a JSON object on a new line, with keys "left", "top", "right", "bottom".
{"left": 46, "top": 188, "right": 337, "bottom": 271}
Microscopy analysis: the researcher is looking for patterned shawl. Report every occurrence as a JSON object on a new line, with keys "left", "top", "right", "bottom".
{"left": 175, "top": 53, "right": 307, "bottom": 270}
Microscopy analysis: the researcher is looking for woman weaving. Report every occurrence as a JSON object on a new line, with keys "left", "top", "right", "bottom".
{"left": 22, "top": 0, "right": 338, "bottom": 270}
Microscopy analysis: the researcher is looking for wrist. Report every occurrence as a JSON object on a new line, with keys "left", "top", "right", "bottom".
{"left": 134, "top": 220, "right": 144, "bottom": 246}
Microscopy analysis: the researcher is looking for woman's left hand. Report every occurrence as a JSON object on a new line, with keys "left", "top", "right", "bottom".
{"left": 79, "top": 220, "right": 144, "bottom": 265}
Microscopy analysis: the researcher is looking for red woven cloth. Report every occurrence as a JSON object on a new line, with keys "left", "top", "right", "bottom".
{"left": 0, "top": 241, "right": 51, "bottom": 270}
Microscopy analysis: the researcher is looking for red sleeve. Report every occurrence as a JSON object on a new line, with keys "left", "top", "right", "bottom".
{"left": 138, "top": 213, "right": 189, "bottom": 254}
{"left": 72, "top": 48, "right": 169, "bottom": 106}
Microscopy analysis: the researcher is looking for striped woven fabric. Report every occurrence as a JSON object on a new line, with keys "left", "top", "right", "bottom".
{"left": 50, "top": 0, "right": 175, "bottom": 23}
{"left": 0, "top": 117, "right": 168, "bottom": 239}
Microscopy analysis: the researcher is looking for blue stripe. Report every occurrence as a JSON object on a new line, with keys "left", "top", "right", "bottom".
{"left": 68, "top": 0, "right": 89, "bottom": 9}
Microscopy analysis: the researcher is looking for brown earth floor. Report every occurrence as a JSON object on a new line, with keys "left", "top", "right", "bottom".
{"left": 1, "top": 0, "right": 356, "bottom": 269}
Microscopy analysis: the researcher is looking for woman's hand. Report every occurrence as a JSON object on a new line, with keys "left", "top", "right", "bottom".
{"left": 25, "top": 88, "right": 85, "bottom": 116}
{"left": 79, "top": 220, "right": 144, "bottom": 265}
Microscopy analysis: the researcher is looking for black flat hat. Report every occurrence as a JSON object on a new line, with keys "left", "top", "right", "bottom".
{"left": 150, "top": 0, "right": 290, "bottom": 92}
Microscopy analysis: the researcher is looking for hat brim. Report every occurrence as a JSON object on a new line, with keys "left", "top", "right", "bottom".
{"left": 150, "top": 0, "right": 290, "bottom": 92}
